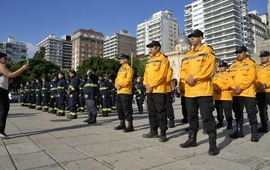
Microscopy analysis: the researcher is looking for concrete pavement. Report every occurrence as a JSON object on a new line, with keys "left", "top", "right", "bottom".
{"left": 1, "top": 99, "right": 270, "bottom": 170}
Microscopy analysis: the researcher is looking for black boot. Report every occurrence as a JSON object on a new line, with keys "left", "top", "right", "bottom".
{"left": 123, "top": 120, "right": 134, "bottom": 132}
{"left": 226, "top": 121, "right": 233, "bottom": 130}
{"left": 114, "top": 120, "right": 126, "bottom": 130}
{"left": 83, "top": 113, "right": 93, "bottom": 123}
{"left": 180, "top": 131, "right": 197, "bottom": 148}
{"left": 229, "top": 123, "right": 244, "bottom": 138}
{"left": 216, "top": 121, "right": 224, "bottom": 129}
{"left": 208, "top": 133, "right": 220, "bottom": 156}
{"left": 168, "top": 119, "right": 175, "bottom": 128}
{"left": 159, "top": 130, "right": 169, "bottom": 142}
{"left": 251, "top": 123, "right": 259, "bottom": 142}
{"left": 102, "top": 111, "right": 108, "bottom": 117}
{"left": 258, "top": 122, "right": 268, "bottom": 133}
{"left": 143, "top": 129, "right": 159, "bottom": 138}
{"left": 88, "top": 114, "right": 97, "bottom": 124}
{"left": 139, "top": 109, "right": 143, "bottom": 114}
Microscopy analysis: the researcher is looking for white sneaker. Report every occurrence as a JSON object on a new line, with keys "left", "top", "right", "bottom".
{"left": 0, "top": 132, "right": 9, "bottom": 139}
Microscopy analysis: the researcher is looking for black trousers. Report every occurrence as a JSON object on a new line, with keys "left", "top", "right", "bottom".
{"left": 57, "top": 94, "right": 66, "bottom": 113}
{"left": 136, "top": 94, "right": 144, "bottom": 112}
{"left": 166, "top": 92, "right": 175, "bottom": 120}
{"left": 232, "top": 96, "right": 258, "bottom": 125}
{"left": 256, "top": 92, "right": 270, "bottom": 123}
{"left": 186, "top": 96, "right": 216, "bottom": 134}
{"left": 0, "top": 88, "right": 10, "bottom": 133}
{"left": 181, "top": 96, "right": 188, "bottom": 120}
{"left": 116, "top": 94, "right": 133, "bottom": 121}
{"left": 69, "top": 92, "right": 79, "bottom": 114}
{"left": 85, "top": 99, "right": 97, "bottom": 115}
{"left": 146, "top": 93, "right": 167, "bottom": 132}
{"left": 214, "top": 100, "right": 233, "bottom": 123}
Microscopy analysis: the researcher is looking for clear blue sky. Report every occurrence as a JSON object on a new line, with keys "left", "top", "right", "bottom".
{"left": 0, "top": 0, "right": 267, "bottom": 57}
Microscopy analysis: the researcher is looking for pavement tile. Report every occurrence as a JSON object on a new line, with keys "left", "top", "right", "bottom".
{"left": 61, "top": 158, "right": 111, "bottom": 170}
{"left": 46, "top": 147, "right": 89, "bottom": 163}
{"left": 0, "top": 145, "right": 9, "bottom": 157}
{"left": 60, "top": 136, "right": 95, "bottom": 147}
{"left": 0, "top": 156, "right": 16, "bottom": 170}
{"left": 76, "top": 143, "right": 119, "bottom": 157}
{"left": 6, "top": 142, "right": 42, "bottom": 155}
{"left": 97, "top": 152, "right": 153, "bottom": 170}
{"left": 32, "top": 164, "right": 64, "bottom": 170}
{"left": 102, "top": 140, "right": 142, "bottom": 152}
{"left": 34, "top": 139, "right": 70, "bottom": 150}
{"left": 12, "top": 151, "right": 56, "bottom": 170}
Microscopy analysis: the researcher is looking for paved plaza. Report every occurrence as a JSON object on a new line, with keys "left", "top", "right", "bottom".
{"left": 1, "top": 99, "right": 270, "bottom": 170}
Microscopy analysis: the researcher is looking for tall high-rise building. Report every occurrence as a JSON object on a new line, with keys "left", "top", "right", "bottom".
{"left": 136, "top": 10, "right": 179, "bottom": 56}
{"left": 103, "top": 30, "right": 136, "bottom": 59}
{"left": 184, "top": 0, "right": 256, "bottom": 63}
{"left": 37, "top": 34, "right": 72, "bottom": 70}
{"left": 0, "top": 37, "right": 27, "bottom": 62}
{"left": 71, "top": 29, "right": 104, "bottom": 70}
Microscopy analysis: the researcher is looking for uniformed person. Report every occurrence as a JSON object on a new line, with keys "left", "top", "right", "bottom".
{"left": 25, "top": 81, "right": 31, "bottom": 107}
{"left": 143, "top": 41, "right": 169, "bottom": 142}
{"left": 49, "top": 74, "right": 58, "bottom": 114}
{"left": 30, "top": 80, "right": 36, "bottom": 109}
{"left": 228, "top": 46, "right": 259, "bottom": 142}
{"left": 179, "top": 29, "right": 219, "bottom": 155}
{"left": 78, "top": 77, "right": 86, "bottom": 112}
{"left": 135, "top": 76, "right": 145, "bottom": 114}
{"left": 67, "top": 70, "right": 80, "bottom": 119}
{"left": 56, "top": 72, "right": 67, "bottom": 116}
{"left": 41, "top": 76, "right": 50, "bottom": 112}
{"left": 83, "top": 70, "right": 99, "bottom": 124}
{"left": 212, "top": 61, "right": 233, "bottom": 129}
{"left": 114, "top": 54, "right": 135, "bottom": 132}
{"left": 35, "top": 79, "right": 42, "bottom": 110}
{"left": 19, "top": 84, "right": 26, "bottom": 106}
{"left": 99, "top": 75, "right": 110, "bottom": 117}
{"left": 255, "top": 51, "right": 270, "bottom": 133}
{"left": 166, "top": 66, "right": 175, "bottom": 128}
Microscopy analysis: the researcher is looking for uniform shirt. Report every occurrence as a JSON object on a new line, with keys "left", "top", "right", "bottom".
{"left": 83, "top": 78, "right": 98, "bottom": 99}
{"left": 68, "top": 75, "right": 80, "bottom": 94}
{"left": 115, "top": 63, "right": 134, "bottom": 95}
{"left": 212, "top": 71, "right": 232, "bottom": 101}
{"left": 229, "top": 57, "right": 257, "bottom": 97}
{"left": 57, "top": 78, "right": 67, "bottom": 97}
{"left": 255, "top": 61, "right": 270, "bottom": 93}
{"left": 180, "top": 44, "right": 216, "bottom": 97}
{"left": 166, "top": 66, "right": 173, "bottom": 93}
{"left": 143, "top": 52, "right": 169, "bottom": 94}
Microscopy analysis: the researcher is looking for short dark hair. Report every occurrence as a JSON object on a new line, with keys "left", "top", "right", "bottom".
{"left": 0, "top": 52, "right": 7, "bottom": 58}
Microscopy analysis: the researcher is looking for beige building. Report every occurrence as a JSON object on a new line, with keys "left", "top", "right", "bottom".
{"left": 165, "top": 35, "right": 191, "bottom": 80}
{"left": 71, "top": 29, "right": 104, "bottom": 70}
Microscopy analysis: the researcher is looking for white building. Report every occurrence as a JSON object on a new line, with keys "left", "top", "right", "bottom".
{"left": 103, "top": 30, "right": 136, "bottom": 59}
{"left": 37, "top": 34, "right": 72, "bottom": 70}
{"left": 249, "top": 10, "right": 268, "bottom": 53}
{"left": 136, "top": 10, "right": 179, "bottom": 55}
{"left": 184, "top": 0, "right": 255, "bottom": 63}
{"left": 0, "top": 37, "right": 27, "bottom": 62}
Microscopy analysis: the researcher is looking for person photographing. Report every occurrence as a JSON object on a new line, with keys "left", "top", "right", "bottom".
{"left": 0, "top": 52, "right": 29, "bottom": 138}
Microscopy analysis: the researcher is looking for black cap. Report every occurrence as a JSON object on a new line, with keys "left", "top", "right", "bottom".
{"left": 118, "top": 53, "right": 130, "bottom": 60}
{"left": 235, "top": 46, "right": 248, "bottom": 54}
{"left": 146, "top": 41, "right": 161, "bottom": 48}
{"left": 218, "top": 61, "right": 228, "bottom": 67}
{"left": 188, "top": 29, "right": 204, "bottom": 38}
{"left": 259, "top": 51, "right": 270, "bottom": 57}
{"left": 0, "top": 52, "right": 7, "bottom": 58}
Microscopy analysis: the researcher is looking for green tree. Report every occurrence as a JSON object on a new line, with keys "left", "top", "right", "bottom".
{"left": 33, "top": 46, "right": 45, "bottom": 59}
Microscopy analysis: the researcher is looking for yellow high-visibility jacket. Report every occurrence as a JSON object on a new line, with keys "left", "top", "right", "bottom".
{"left": 212, "top": 71, "right": 232, "bottom": 101}
{"left": 115, "top": 63, "right": 134, "bottom": 95}
{"left": 167, "top": 66, "right": 173, "bottom": 93}
{"left": 255, "top": 61, "right": 270, "bottom": 93}
{"left": 228, "top": 57, "right": 257, "bottom": 97}
{"left": 143, "top": 52, "right": 169, "bottom": 93}
{"left": 180, "top": 44, "right": 216, "bottom": 97}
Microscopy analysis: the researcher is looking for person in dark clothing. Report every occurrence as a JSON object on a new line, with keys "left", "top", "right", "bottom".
{"left": 135, "top": 76, "right": 145, "bottom": 114}
{"left": 56, "top": 72, "right": 67, "bottom": 116}
{"left": 41, "top": 76, "right": 50, "bottom": 112}
{"left": 49, "top": 74, "right": 58, "bottom": 114}
{"left": 35, "top": 79, "right": 42, "bottom": 110}
{"left": 67, "top": 70, "right": 80, "bottom": 119}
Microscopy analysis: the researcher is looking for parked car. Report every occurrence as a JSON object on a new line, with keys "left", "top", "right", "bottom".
{"left": 9, "top": 92, "right": 21, "bottom": 103}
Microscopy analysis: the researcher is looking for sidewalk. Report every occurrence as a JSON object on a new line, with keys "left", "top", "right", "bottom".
{"left": 1, "top": 99, "right": 270, "bottom": 170}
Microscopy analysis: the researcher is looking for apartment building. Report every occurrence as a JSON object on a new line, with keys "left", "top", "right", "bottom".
{"left": 0, "top": 37, "right": 27, "bottom": 62}
{"left": 136, "top": 10, "right": 179, "bottom": 56}
{"left": 37, "top": 34, "right": 72, "bottom": 70}
{"left": 71, "top": 29, "right": 104, "bottom": 70}
{"left": 103, "top": 30, "right": 136, "bottom": 59}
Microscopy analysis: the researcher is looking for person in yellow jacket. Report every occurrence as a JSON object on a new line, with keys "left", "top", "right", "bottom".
{"left": 166, "top": 66, "right": 175, "bottom": 128}
{"left": 255, "top": 51, "right": 270, "bottom": 133}
{"left": 179, "top": 29, "right": 219, "bottom": 156}
{"left": 114, "top": 54, "right": 134, "bottom": 133}
{"left": 212, "top": 61, "right": 233, "bottom": 129}
{"left": 179, "top": 77, "right": 188, "bottom": 124}
{"left": 228, "top": 46, "right": 259, "bottom": 142}
{"left": 143, "top": 41, "right": 169, "bottom": 142}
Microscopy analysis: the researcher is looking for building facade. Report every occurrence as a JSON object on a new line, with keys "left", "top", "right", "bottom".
{"left": 184, "top": 0, "right": 258, "bottom": 63}
{"left": 37, "top": 34, "right": 72, "bottom": 70}
{"left": 136, "top": 10, "right": 179, "bottom": 56}
{"left": 103, "top": 30, "right": 136, "bottom": 59}
{"left": 71, "top": 29, "right": 104, "bottom": 70}
{"left": 0, "top": 37, "right": 27, "bottom": 62}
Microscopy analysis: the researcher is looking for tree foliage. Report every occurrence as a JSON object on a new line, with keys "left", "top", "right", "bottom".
{"left": 33, "top": 46, "right": 45, "bottom": 59}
